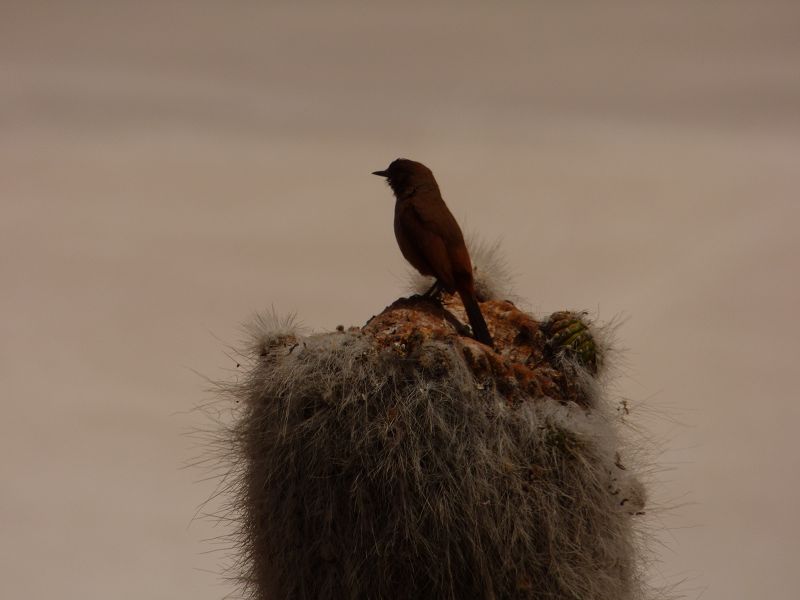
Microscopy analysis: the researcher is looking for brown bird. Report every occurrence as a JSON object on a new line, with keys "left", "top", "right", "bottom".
{"left": 373, "top": 158, "right": 493, "bottom": 347}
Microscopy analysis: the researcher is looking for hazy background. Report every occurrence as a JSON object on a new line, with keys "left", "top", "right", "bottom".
{"left": 2, "top": 1, "right": 798, "bottom": 598}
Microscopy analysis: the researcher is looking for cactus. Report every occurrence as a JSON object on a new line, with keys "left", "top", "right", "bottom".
{"left": 208, "top": 247, "right": 650, "bottom": 600}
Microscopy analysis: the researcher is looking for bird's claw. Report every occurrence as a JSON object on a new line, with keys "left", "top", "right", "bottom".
{"left": 422, "top": 280, "right": 445, "bottom": 300}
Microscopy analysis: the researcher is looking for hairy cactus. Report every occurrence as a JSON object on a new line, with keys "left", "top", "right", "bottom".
{"left": 211, "top": 287, "right": 649, "bottom": 599}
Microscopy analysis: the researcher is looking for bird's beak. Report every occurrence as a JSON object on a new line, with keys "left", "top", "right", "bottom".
{"left": 372, "top": 170, "right": 388, "bottom": 177}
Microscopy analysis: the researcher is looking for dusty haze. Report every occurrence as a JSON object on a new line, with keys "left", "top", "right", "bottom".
{"left": 1, "top": 1, "right": 798, "bottom": 598}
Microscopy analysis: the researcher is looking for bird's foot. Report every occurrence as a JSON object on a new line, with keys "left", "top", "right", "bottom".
{"left": 422, "top": 280, "right": 445, "bottom": 300}
{"left": 456, "top": 322, "right": 472, "bottom": 337}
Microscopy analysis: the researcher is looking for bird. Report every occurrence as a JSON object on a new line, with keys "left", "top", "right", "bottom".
{"left": 372, "top": 158, "right": 493, "bottom": 347}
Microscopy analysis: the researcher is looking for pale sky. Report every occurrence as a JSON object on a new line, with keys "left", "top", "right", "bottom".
{"left": 2, "top": 1, "right": 799, "bottom": 598}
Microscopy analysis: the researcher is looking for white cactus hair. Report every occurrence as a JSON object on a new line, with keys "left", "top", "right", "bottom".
{"left": 201, "top": 306, "right": 657, "bottom": 600}
{"left": 242, "top": 307, "right": 303, "bottom": 355}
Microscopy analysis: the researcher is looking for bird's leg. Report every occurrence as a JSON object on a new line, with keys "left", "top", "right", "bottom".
{"left": 422, "top": 280, "right": 444, "bottom": 300}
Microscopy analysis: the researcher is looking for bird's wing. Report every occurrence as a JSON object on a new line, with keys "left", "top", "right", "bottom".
{"left": 408, "top": 200, "right": 473, "bottom": 282}
{"left": 398, "top": 205, "right": 456, "bottom": 290}
{"left": 407, "top": 197, "right": 465, "bottom": 245}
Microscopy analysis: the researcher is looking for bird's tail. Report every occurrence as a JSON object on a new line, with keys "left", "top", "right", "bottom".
{"left": 459, "top": 290, "right": 494, "bottom": 347}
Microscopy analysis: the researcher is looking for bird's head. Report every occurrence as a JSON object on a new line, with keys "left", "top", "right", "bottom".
{"left": 372, "top": 158, "right": 438, "bottom": 198}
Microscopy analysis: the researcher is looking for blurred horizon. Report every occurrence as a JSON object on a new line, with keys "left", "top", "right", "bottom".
{"left": 2, "top": 1, "right": 799, "bottom": 598}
